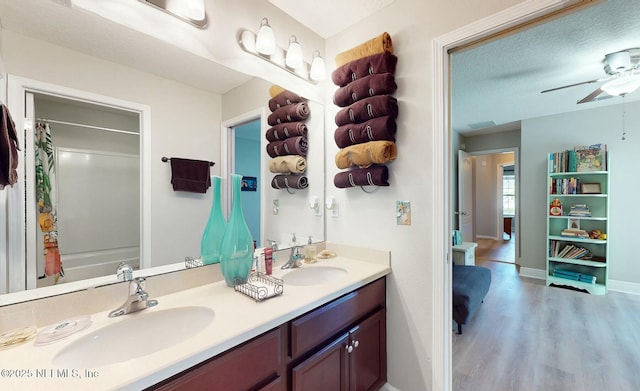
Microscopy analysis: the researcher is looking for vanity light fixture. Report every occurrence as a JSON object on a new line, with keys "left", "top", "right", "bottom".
{"left": 309, "top": 50, "right": 326, "bottom": 81}
{"left": 255, "top": 18, "right": 276, "bottom": 55}
{"left": 238, "top": 17, "right": 324, "bottom": 84}
{"left": 285, "top": 36, "right": 303, "bottom": 69}
{"left": 139, "top": 0, "right": 208, "bottom": 28}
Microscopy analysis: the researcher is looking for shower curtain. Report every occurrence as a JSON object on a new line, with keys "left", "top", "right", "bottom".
{"left": 35, "top": 122, "right": 63, "bottom": 281}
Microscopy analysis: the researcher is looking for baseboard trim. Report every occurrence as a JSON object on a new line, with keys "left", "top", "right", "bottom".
{"left": 609, "top": 280, "right": 640, "bottom": 295}
{"left": 518, "top": 267, "right": 546, "bottom": 280}
{"left": 476, "top": 235, "right": 500, "bottom": 240}
{"left": 381, "top": 383, "right": 401, "bottom": 391}
{"left": 518, "top": 267, "right": 640, "bottom": 295}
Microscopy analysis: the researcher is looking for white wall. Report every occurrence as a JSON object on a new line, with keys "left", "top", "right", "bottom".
{"left": 324, "top": 0, "right": 523, "bottom": 389}
{"left": 474, "top": 152, "right": 514, "bottom": 239}
{"left": 521, "top": 100, "right": 640, "bottom": 285}
{"left": 3, "top": 30, "right": 222, "bottom": 266}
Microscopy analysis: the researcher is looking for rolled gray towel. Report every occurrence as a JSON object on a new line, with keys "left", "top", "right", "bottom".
{"left": 335, "top": 95, "right": 398, "bottom": 126}
{"left": 267, "top": 102, "right": 310, "bottom": 126}
{"left": 266, "top": 136, "right": 308, "bottom": 158}
{"left": 266, "top": 122, "right": 308, "bottom": 142}
{"left": 271, "top": 174, "right": 308, "bottom": 189}
{"left": 334, "top": 165, "right": 389, "bottom": 188}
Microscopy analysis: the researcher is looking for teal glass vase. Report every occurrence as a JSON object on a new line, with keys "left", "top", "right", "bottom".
{"left": 201, "top": 176, "right": 226, "bottom": 265}
{"left": 220, "top": 174, "right": 254, "bottom": 286}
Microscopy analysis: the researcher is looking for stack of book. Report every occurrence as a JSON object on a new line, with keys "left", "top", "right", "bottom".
{"left": 549, "top": 177, "right": 580, "bottom": 194}
{"left": 553, "top": 269, "right": 596, "bottom": 284}
{"left": 561, "top": 228, "right": 589, "bottom": 238}
{"left": 550, "top": 241, "right": 592, "bottom": 259}
{"left": 568, "top": 204, "right": 591, "bottom": 217}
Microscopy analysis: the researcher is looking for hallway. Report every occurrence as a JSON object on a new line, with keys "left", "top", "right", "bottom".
{"left": 475, "top": 233, "right": 515, "bottom": 263}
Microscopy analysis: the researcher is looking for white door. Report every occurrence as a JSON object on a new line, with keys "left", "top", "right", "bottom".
{"left": 458, "top": 150, "right": 473, "bottom": 242}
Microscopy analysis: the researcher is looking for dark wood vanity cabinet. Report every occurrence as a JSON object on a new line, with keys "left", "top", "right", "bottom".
{"left": 149, "top": 277, "right": 386, "bottom": 391}
{"left": 291, "top": 309, "right": 386, "bottom": 391}
{"left": 289, "top": 278, "right": 387, "bottom": 391}
{"left": 149, "top": 327, "right": 285, "bottom": 391}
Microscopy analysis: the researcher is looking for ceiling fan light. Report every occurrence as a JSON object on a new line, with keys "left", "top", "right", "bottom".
{"left": 255, "top": 18, "right": 275, "bottom": 55}
{"left": 285, "top": 35, "right": 303, "bottom": 69}
{"left": 601, "top": 73, "right": 640, "bottom": 96}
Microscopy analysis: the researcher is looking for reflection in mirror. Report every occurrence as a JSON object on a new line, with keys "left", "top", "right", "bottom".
{"left": 0, "top": 1, "right": 325, "bottom": 304}
{"left": 31, "top": 94, "right": 140, "bottom": 288}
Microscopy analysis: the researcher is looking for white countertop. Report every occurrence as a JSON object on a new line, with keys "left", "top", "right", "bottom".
{"left": 0, "top": 255, "right": 390, "bottom": 390}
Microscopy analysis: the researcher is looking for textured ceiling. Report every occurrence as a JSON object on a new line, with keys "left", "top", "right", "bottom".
{"left": 268, "top": 0, "right": 396, "bottom": 38}
{"left": 452, "top": 0, "right": 640, "bottom": 135}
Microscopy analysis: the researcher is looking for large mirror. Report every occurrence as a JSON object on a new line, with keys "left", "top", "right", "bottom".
{"left": 0, "top": 0, "right": 325, "bottom": 302}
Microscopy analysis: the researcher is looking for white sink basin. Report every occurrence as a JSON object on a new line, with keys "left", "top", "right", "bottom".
{"left": 282, "top": 266, "right": 348, "bottom": 286}
{"left": 53, "top": 306, "right": 214, "bottom": 368}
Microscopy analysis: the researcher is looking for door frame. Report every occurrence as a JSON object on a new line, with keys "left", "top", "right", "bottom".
{"left": 220, "top": 107, "right": 268, "bottom": 245}
{"left": 431, "top": 1, "right": 591, "bottom": 389}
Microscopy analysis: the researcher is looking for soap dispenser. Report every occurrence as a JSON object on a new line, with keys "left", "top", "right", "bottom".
{"left": 304, "top": 236, "right": 317, "bottom": 264}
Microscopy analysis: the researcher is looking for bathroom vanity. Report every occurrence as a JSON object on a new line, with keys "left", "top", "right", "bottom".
{"left": 151, "top": 278, "right": 386, "bottom": 390}
{"left": 0, "top": 246, "right": 390, "bottom": 391}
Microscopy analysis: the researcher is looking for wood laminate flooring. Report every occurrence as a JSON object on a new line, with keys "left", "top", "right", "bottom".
{"left": 475, "top": 234, "right": 515, "bottom": 263}
{"left": 453, "top": 260, "right": 640, "bottom": 391}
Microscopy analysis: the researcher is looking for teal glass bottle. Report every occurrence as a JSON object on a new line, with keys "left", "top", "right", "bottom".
{"left": 220, "top": 174, "right": 254, "bottom": 286}
{"left": 201, "top": 176, "right": 226, "bottom": 265}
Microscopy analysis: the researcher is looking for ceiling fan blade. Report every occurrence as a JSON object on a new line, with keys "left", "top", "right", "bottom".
{"left": 541, "top": 78, "right": 601, "bottom": 94}
{"left": 577, "top": 88, "right": 605, "bottom": 104}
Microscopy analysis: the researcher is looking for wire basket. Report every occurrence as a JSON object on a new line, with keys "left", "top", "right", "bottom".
{"left": 234, "top": 272, "right": 284, "bottom": 302}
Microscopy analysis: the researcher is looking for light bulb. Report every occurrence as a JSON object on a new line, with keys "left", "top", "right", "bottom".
{"left": 310, "top": 50, "right": 326, "bottom": 81}
{"left": 255, "top": 18, "right": 275, "bottom": 55}
{"left": 285, "top": 35, "right": 303, "bottom": 69}
{"left": 601, "top": 72, "right": 640, "bottom": 96}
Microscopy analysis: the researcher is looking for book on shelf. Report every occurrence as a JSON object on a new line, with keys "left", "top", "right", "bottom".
{"left": 553, "top": 269, "right": 596, "bottom": 284}
{"left": 548, "top": 144, "right": 607, "bottom": 173}
{"left": 575, "top": 143, "right": 607, "bottom": 172}
{"left": 561, "top": 228, "right": 589, "bottom": 238}
{"left": 568, "top": 204, "right": 591, "bottom": 217}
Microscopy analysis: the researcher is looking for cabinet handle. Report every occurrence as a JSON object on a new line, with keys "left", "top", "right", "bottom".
{"left": 346, "top": 344, "right": 353, "bottom": 353}
{"left": 352, "top": 340, "right": 359, "bottom": 348}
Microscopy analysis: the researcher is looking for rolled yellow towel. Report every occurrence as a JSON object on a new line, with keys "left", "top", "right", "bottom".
{"left": 335, "top": 32, "right": 393, "bottom": 67}
{"left": 335, "top": 140, "right": 397, "bottom": 169}
{"left": 269, "top": 85, "right": 286, "bottom": 98}
{"left": 269, "top": 156, "right": 307, "bottom": 174}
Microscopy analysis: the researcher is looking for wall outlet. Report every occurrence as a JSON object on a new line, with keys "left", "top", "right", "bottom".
{"left": 273, "top": 199, "right": 279, "bottom": 215}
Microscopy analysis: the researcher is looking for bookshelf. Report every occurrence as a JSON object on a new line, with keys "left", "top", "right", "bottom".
{"left": 546, "top": 147, "right": 609, "bottom": 295}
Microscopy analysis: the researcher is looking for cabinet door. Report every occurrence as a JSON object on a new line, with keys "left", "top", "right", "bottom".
{"left": 150, "top": 327, "right": 283, "bottom": 391}
{"left": 291, "top": 333, "right": 349, "bottom": 391}
{"left": 349, "top": 309, "right": 386, "bottom": 391}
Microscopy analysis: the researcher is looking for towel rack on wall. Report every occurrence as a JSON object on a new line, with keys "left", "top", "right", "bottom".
{"left": 161, "top": 156, "right": 215, "bottom": 166}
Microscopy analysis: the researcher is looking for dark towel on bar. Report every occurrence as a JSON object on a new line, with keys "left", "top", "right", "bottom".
{"left": 334, "top": 116, "right": 397, "bottom": 149}
{"left": 266, "top": 122, "right": 308, "bottom": 142}
{"left": 0, "top": 104, "right": 20, "bottom": 189}
{"left": 268, "top": 90, "right": 307, "bottom": 112}
{"left": 169, "top": 158, "right": 211, "bottom": 193}
{"left": 334, "top": 165, "right": 389, "bottom": 188}
{"left": 271, "top": 174, "right": 308, "bottom": 190}
{"left": 266, "top": 136, "right": 308, "bottom": 158}
{"left": 332, "top": 51, "right": 398, "bottom": 87}
{"left": 335, "top": 95, "right": 398, "bottom": 126}
{"left": 267, "top": 102, "right": 310, "bottom": 126}
{"left": 333, "top": 73, "right": 397, "bottom": 107}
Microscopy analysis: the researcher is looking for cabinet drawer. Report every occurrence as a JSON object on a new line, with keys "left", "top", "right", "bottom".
{"left": 290, "top": 278, "right": 385, "bottom": 359}
{"left": 149, "top": 327, "right": 283, "bottom": 391}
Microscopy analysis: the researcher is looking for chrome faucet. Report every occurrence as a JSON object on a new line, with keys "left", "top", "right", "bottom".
{"left": 108, "top": 277, "right": 158, "bottom": 317}
{"left": 281, "top": 245, "right": 304, "bottom": 269}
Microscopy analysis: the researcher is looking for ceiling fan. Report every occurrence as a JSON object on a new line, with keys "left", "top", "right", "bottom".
{"left": 541, "top": 48, "right": 640, "bottom": 104}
